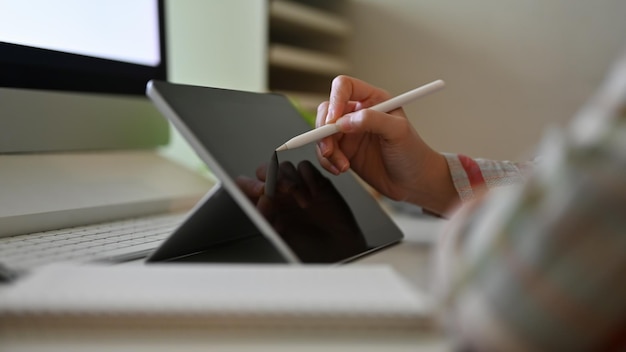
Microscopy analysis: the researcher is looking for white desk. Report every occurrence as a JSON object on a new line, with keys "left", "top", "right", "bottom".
{"left": 359, "top": 212, "right": 445, "bottom": 290}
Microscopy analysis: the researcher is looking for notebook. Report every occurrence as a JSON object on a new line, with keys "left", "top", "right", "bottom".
{"left": 145, "top": 80, "right": 405, "bottom": 264}
{"left": 0, "top": 263, "right": 431, "bottom": 326}
{"left": 0, "top": 263, "right": 439, "bottom": 350}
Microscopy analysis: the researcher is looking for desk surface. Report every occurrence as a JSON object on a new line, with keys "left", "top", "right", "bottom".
{"left": 358, "top": 213, "right": 445, "bottom": 291}
{"left": 0, "top": 213, "right": 450, "bottom": 352}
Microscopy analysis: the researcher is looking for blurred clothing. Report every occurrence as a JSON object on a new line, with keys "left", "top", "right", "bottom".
{"left": 435, "top": 48, "right": 626, "bottom": 351}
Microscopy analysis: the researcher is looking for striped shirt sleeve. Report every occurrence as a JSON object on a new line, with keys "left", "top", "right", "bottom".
{"left": 444, "top": 153, "right": 534, "bottom": 202}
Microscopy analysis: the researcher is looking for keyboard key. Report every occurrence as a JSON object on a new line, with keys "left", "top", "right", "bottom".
{"left": 0, "top": 212, "right": 186, "bottom": 271}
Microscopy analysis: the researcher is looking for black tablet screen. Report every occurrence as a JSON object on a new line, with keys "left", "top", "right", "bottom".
{"left": 148, "top": 81, "right": 403, "bottom": 263}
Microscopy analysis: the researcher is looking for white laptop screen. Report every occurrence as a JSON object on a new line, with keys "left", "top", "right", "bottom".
{"left": 0, "top": 0, "right": 168, "bottom": 153}
{"left": 0, "top": 0, "right": 160, "bottom": 66}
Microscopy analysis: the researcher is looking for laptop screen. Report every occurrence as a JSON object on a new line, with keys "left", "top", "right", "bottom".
{"left": 0, "top": 0, "right": 164, "bottom": 95}
{"left": 147, "top": 80, "right": 404, "bottom": 264}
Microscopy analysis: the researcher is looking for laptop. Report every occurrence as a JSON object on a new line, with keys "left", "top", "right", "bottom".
{"left": 145, "top": 80, "right": 404, "bottom": 264}
{"left": 0, "top": 0, "right": 212, "bottom": 278}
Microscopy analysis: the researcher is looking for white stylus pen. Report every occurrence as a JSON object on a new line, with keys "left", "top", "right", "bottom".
{"left": 275, "top": 79, "right": 445, "bottom": 151}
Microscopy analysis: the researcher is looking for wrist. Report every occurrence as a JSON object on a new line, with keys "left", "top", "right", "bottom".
{"left": 405, "top": 151, "right": 460, "bottom": 216}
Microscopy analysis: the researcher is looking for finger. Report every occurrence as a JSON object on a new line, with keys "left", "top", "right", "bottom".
{"left": 235, "top": 176, "right": 264, "bottom": 198}
{"left": 278, "top": 162, "right": 310, "bottom": 208}
{"left": 297, "top": 160, "right": 318, "bottom": 196}
{"left": 316, "top": 145, "right": 341, "bottom": 175}
{"left": 324, "top": 142, "right": 351, "bottom": 173}
{"left": 315, "top": 101, "right": 330, "bottom": 128}
{"left": 317, "top": 101, "right": 357, "bottom": 162}
{"left": 256, "top": 163, "right": 268, "bottom": 181}
{"left": 335, "top": 108, "right": 410, "bottom": 141}
{"left": 277, "top": 161, "right": 298, "bottom": 192}
{"left": 326, "top": 75, "right": 391, "bottom": 125}
{"left": 298, "top": 160, "right": 329, "bottom": 197}
{"left": 313, "top": 124, "right": 350, "bottom": 174}
{"left": 319, "top": 100, "right": 359, "bottom": 126}
{"left": 316, "top": 102, "right": 336, "bottom": 158}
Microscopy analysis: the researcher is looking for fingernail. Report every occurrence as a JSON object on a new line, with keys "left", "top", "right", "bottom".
{"left": 317, "top": 141, "right": 328, "bottom": 157}
{"left": 325, "top": 109, "right": 334, "bottom": 124}
{"left": 319, "top": 141, "right": 331, "bottom": 157}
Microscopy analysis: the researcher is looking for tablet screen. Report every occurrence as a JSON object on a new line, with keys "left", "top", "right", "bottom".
{"left": 148, "top": 81, "right": 403, "bottom": 263}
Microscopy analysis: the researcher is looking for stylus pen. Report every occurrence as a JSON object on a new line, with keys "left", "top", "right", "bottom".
{"left": 276, "top": 79, "right": 445, "bottom": 151}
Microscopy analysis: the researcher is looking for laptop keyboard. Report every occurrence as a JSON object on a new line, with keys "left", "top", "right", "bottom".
{"left": 0, "top": 212, "right": 186, "bottom": 272}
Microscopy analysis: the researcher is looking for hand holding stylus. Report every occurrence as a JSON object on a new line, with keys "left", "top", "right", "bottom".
{"left": 276, "top": 79, "right": 445, "bottom": 151}
{"left": 310, "top": 75, "right": 457, "bottom": 215}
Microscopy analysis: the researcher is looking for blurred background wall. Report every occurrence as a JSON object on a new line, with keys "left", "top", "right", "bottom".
{"left": 161, "top": 0, "right": 267, "bottom": 171}
{"left": 348, "top": 0, "right": 626, "bottom": 160}
{"left": 164, "top": 0, "right": 626, "bottom": 166}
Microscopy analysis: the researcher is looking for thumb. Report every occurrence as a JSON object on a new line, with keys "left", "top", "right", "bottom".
{"left": 335, "top": 109, "right": 408, "bottom": 140}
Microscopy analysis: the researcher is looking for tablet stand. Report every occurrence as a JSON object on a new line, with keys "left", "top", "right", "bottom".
{"left": 147, "top": 185, "right": 288, "bottom": 263}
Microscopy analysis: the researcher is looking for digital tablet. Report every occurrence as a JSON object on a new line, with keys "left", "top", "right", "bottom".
{"left": 146, "top": 80, "right": 403, "bottom": 264}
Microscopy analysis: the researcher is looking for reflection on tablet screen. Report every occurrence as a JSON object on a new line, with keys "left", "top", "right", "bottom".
{"left": 256, "top": 158, "right": 367, "bottom": 263}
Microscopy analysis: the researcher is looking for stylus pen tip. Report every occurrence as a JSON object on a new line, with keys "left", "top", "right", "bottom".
{"left": 275, "top": 144, "right": 288, "bottom": 152}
